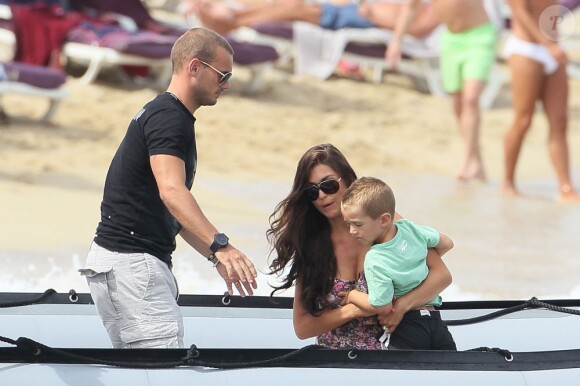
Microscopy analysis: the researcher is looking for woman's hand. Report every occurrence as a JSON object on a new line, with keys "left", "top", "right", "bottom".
{"left": 547, "top": 43, "right": 568, "bottom": 66}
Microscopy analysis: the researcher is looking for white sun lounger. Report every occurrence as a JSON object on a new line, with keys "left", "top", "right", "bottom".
{"left": 236, "top": 19, "right": 505, "bottom": 109}
{"left": 0, "top": 62, "right": 68, "bottom": 122}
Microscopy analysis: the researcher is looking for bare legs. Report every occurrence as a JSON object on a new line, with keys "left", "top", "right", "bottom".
{"left": 357, "top": 2, "right": 440, "bottom": 38}
{"left": 502, "top": 55, "right": 541, "bottom": 196}
{"left": 452, "top": 79, "right": 487, "bottom": 182}
{"left": 183, "top": 0, "right": 238, "bottom": 34}
{"left": 503, "top": 55, "right": 580, "bottom": 201}
{"left": 187, "top": 0, "right": 440, "bottom": 38}
{"left": 188, "top": 0, "right": 321, "bottom": 35}
{"left": 542, "top": 63, "right": 580, "bottom": 201}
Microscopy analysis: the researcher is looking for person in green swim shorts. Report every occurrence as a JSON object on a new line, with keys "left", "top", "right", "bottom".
{"left": 386, "top": 0, "right": 498, "bottom": 182}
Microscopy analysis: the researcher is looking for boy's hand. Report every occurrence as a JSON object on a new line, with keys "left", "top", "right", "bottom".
{"left": 337, "top": 290, "right": 351, "bottom": 306}
{"left": 338, "top": 289, "right": 364, "bottom": 306}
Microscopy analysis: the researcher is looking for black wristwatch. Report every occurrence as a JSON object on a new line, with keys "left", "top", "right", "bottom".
{"left": 209, "top": 233, "right": 229, "bottom": 253}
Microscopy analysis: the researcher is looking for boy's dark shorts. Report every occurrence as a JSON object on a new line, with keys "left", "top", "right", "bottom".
{"left": 388, "top": 309, "right": 457, "bottom": 350}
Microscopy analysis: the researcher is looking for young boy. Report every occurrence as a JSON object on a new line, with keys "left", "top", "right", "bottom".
{"left": 341, "top": 176, "right": 456, "bottom": 350}
{"left": 386, "top": 0, "right": 498, "bottom": 182}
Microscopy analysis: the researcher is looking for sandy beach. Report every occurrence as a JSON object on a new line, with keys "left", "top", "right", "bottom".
{"left": 1, "top": 44, "right": 580, "bottom": 300}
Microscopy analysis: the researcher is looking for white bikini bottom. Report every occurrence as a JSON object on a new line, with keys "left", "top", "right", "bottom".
{"left": 502, "top": 35, "right": 559, "bottom": 75}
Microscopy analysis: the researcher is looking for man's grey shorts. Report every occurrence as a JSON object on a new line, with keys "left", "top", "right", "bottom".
{"left": 79, "top": 242, "right": 184, "bottom": 348}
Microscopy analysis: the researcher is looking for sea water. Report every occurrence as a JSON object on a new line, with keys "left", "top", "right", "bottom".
{"left": 1, "top": 173, "right": 579, "bottom": 301}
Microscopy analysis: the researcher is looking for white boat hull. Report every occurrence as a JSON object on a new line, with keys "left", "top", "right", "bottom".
{"left": 0, "top": 292, "right": 579, "bottom": 385}
{"left": 2, "top": 363, "right": 580, "bottom": 386}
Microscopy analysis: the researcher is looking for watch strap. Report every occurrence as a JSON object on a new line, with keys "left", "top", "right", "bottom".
{"left": 207, "top": 253, "right": 219, "bottom": 267}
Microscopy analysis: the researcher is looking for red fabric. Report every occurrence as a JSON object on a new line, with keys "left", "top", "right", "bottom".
{"left": 11, "top": 4, "right": 83, "bottom": 67}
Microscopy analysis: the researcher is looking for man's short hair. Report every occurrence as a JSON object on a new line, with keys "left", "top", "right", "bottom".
{"left": 170, "top": 28, "right": 234, "bottom": 73}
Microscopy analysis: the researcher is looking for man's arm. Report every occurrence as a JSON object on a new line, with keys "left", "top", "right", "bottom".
{"left": 150, "top": 154, "right": 257, "bottom": 295}
{"left": 385, "top": 0, "right": 422, "bottom": 69}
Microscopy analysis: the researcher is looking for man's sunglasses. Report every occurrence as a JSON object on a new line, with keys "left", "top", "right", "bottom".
{"left": 199, "top": 60, "right": 232, "bottom": 84}
{"left": 303, "top": 178, "right": 342, "bottom": 201}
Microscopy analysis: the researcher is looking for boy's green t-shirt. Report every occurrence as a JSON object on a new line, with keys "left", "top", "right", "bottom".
{"left": 364, "top": 218, "right": 442, "bottom": 307}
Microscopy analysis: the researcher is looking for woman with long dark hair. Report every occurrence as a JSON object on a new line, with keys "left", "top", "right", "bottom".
{"left": 267, "top": 143, "right": 452, "bottom": 349}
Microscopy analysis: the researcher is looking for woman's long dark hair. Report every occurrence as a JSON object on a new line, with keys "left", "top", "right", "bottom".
{"left": 267, "top": 144, "right": 357, "bottom": 315}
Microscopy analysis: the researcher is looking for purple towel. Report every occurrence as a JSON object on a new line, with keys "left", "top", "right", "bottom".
{"left": 67, "top": 22, "right": 178, "bottom": 58}
{"left": 227, "top": 37, "right": 279, "bottom": 65}
{"left": 1, "top": 61, "right": 66, "bottom": 89}
{"left": 252, "top": 22, "right": 294, "bottom": 40}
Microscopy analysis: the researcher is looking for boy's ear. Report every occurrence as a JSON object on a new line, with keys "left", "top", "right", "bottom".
{"left": 379, "top": 212, "right": 392, "bottom": 226}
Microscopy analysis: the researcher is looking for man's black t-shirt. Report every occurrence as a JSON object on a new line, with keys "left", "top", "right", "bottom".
{"left": 94, "top": 93, "right": 197, "bottom": 264}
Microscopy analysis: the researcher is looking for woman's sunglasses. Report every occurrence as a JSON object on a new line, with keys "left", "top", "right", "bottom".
{"left": 303, "top": 178, "right": 342, "bottom": 201}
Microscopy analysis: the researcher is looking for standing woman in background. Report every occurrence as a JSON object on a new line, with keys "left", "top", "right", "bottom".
{"left": 502, "top": 0, "right": 580, "bottom": 201}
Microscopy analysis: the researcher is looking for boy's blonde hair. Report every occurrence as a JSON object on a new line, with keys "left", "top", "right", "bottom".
{"left": 342, "top": 177, "right": 395, "bottom": 219}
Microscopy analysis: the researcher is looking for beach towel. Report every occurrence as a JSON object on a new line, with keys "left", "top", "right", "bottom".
{"left": 67, "top": 21, "right": 178, "bottom": 58}
{"left": 293, "top": 22, "right": 351, "bottom": 79}
{"left": 10, "top": 3, "right": 82, "bottom": 67}
{"left": 293, "top": 21, "right": 441, "bottom": 80}
{"left": 0, "top": 61, "right": 66, "bottom": 88}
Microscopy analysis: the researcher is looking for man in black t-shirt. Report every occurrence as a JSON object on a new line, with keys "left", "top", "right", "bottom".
{"left": 79, "top": 27, "right": 258, "bottom": 349}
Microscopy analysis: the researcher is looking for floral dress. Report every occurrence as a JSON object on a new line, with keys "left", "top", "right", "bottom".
{"left": 315, "top": 272, "right": 383, "bottom": 350}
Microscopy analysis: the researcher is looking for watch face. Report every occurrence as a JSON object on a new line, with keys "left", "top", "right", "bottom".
{"left": 215, "top": 233, "right": 229, "bottom": 246}
{"left": 210, "top": 233, "right": 229, "bottom": 253}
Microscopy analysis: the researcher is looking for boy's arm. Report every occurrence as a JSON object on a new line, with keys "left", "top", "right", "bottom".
{"left": 385, "top": 0, "right": 422, "bottom": 69}
{"left": 433, "top": 232, "right": 454, "bottom": 258}
{"left": 343, "top": 289, "right": 393, "bottom": 315}
{"left": 293, "top": 282, "right": 374, "bottom": 340}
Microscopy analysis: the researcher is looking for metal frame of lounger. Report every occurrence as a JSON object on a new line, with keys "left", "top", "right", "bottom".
{"left": 0, "top": 80, "right": 68, "bottom": 122}
{"left": 0, "top": 4, "right": 173, "bottom": 90}
{"left": 240, "top": 24, "right": 441, "bottom": 92}
{"left": 0, "top": 28, "right": 14, "bottom": 61}
{"left": 239, "top": 61, "right": 274, "bottom": 94}
{"left": 235, "top": 12, "right": 506, "bottom": 109}
{"left": 0, "top": 5, "right": 68, "bottom": 122}
{"left": 340, "top": 33, "right": 507, "bottom": 110}
{"left": 0, "top": 4, "right": 14, "bottom": 60}
{"left": 180, "top": 16, "right": 281, "bottom": 94}
{"left": 338, "top": 27, "right": 443, "bottom": 87}
{"left": 60, "top": 41, "right": 173, "bottom": 89}
{"left": 63, "top": 38, "right": 278, "bottom": 94}
{"left": 234, "top": 26, "right": 296, "bottom": 65}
